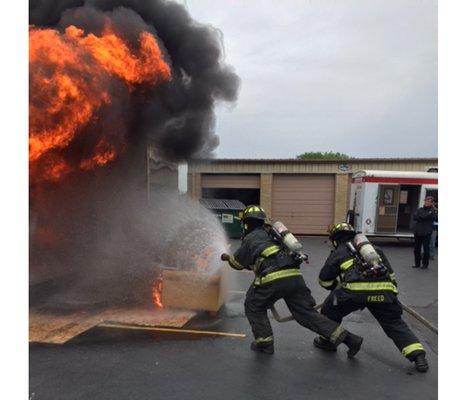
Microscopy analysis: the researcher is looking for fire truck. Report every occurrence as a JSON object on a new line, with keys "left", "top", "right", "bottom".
{"left": 347, "top": 170, "right": 438, "bottom": 238}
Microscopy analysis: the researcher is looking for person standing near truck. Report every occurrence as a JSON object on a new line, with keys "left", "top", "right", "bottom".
{"left": 429, "top": 200, "right": 438, "bottom": 260}
{"left": 412, "top": 196, "right": 438, "bottom": 269}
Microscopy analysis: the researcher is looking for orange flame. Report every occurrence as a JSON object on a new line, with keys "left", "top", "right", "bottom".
{"left": 79, "top": 138, "right": 120, "bottom": 171}
{"left": 29, "top": 21, "right": 171, "bottom": 183}
{"left": 151, "top": 277, "right": 163, "bottom": 308}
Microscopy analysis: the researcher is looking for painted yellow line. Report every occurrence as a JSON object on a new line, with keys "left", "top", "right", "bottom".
{"left": 98, "top": 323, "right": 246, "bottom": 338}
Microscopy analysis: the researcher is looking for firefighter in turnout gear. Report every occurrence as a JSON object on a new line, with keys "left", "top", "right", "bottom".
{"left": 314, "top": 222, "right": 429, "bottom": 372}
{"left": 221, "top": 206, "right": 363, "bottom": 356}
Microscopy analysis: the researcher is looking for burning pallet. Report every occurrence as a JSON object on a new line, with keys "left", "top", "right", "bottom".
{"left": 30, "top": 265, "right": 229, "bottom": 345}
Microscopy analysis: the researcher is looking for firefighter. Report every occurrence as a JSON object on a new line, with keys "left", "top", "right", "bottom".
{"left": 221, "top": 205, "right": 363, "bottom": 357}
{"left": 314, "top": 222, "right": 429, "bottom": 372}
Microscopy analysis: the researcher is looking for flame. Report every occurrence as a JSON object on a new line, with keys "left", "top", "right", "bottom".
{"left": 29, "top": 21, "right": 171, "bottom": 183}
{"left": 151, "top": 277, "right": 163, "bottom": 308}
{"left": 79, "top": 138, "right": 120, "bottom": 171}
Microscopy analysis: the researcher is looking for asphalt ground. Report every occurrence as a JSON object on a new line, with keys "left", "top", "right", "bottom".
{"left": 30, "top": 237, "right": 438, "bottom": 400}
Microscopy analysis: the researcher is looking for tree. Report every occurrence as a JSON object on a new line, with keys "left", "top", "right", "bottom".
{"left": 296, "top": 151, "right": 350, "bottom": 160}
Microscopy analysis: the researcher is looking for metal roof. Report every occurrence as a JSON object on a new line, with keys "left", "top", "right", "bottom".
{"left": 190, "top": 157, "right": 438, "bottom": 164}
{"left": 199, "top": 198, "right": 246, "bottom": 210}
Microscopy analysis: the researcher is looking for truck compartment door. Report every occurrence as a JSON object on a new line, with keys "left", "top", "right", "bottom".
{"left": 375, "top": 185, "right": 400, "bottom": 233}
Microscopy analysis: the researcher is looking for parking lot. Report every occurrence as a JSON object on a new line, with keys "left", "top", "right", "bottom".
{"left": 30, "top": 237, "right": 438, "bottom": 400}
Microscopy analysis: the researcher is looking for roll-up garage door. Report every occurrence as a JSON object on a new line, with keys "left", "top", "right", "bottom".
{"left": 272, "top": 174, "right": 335, "bottom": 235}
{"left": 201, "top": 174, "right": 260, "bottom": 189}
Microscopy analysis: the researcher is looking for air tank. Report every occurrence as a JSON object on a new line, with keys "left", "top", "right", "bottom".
{"left": 272, "top": 221, "right": 303, "bottom": 253}
{"left": 353, "top": 233, "right": 381, "bottom": 266}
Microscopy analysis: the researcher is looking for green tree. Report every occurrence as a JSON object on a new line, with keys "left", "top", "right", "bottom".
{"left": 296, "top": 151, "right": 350, "bottom": 160}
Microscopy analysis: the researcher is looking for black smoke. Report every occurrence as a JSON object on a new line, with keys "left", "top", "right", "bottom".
{"left": 30, "top": 0, "right": 240, "bottom": 161}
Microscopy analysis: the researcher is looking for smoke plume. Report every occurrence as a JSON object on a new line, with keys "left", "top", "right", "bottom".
{"left": 30, "top": 0, "right": 240, "bottom": 164}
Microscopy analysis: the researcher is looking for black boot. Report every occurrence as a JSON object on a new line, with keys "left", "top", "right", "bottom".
{"left": 343, "top": 332, "right": 363, "bottom": 358}
{"left": 250, "top": 341, "right": 274, "bottom": 355}
{"left": 313, "top": 336, "right": 337, "bottom": 352}
{"left": 421, "top": 264, "right": 428, "bottom": 269}
{"left": 413, "top": 353, "right": 429, "bottom": 372}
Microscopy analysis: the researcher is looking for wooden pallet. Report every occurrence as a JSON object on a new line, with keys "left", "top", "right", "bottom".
{"left": 29, "top": 308, "right": 107, "bottom": 345}
{"left": 101, "top": 306, "right": 197, "bottom": 328}
{"left": 29, "top": 306, "right": 197, "bottom": 345}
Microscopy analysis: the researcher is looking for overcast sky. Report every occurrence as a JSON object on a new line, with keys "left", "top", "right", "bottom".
{"left": 184, "top": 0, "right": 437, "bottom": 159}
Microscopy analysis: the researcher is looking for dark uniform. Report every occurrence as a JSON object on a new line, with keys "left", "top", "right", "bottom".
{"left": 226, "top": 214, "right": 362, "bottom": 354}
{"left": 318, "top": 239, "right": 427, "bottom": 365}
{"left": 413, "top": 203, "right": 438, "bottom": 269}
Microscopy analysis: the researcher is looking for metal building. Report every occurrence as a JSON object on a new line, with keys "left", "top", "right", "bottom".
{"left": 187, "top": 158, "right": 438, "bottom": 235}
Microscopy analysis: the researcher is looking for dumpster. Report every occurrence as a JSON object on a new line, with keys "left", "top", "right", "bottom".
{"left": 200, "top": 199, "right": 245, "bottom": 238}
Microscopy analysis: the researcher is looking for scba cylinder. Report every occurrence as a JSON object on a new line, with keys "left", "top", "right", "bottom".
{"left": 272, "top": 221, "right": 303, "bottom": 253}
{"left": 353, "top": 234, "right": 380, "bottom": 265}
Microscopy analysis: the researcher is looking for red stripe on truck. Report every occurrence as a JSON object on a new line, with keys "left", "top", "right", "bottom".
{"left": 353, "top": 177, "right": 438, "bottom": 184}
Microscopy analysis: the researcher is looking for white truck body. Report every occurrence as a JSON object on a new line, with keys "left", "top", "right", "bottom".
{"left": 348, "top": 170, "right": 438, "bottom": 238}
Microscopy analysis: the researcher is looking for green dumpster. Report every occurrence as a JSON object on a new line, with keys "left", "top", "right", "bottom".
{"left": 200, "top": 199, "right": 245, "bottom": 239}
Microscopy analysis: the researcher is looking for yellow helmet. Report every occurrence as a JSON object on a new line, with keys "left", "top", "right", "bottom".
{"left": 241, "top": 205, "right": 267, "bottom": 222}
{"left": 329, "top": 222, "right": 356, "bottom": 242}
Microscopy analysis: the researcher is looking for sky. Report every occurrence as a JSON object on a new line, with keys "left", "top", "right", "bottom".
{"left": 184, "top": 0, "right": 437, "bottom": 159}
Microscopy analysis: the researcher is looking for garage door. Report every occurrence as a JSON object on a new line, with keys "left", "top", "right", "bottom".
{"left": 272, "top": 174, "right": 335, "bottom": 234}
{"left": 201, "top": 174, "right": 260, "bottom": 189}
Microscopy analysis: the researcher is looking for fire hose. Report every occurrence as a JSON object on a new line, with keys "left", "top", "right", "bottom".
{"left": 270, "top": 303, "right": 322, "bottom": 323}
{"left": 270, "top": 302, "right": 438, "bottom": 335}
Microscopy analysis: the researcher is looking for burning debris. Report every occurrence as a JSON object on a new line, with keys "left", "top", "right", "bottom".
{"left": 29, "top": 0, "right": 239, "bottom": 311}
{"left": 151, "top": 277, "right": 163, "bottom": 308}
{"left": 150, "top": 216, "right": 231, "bottom": 310}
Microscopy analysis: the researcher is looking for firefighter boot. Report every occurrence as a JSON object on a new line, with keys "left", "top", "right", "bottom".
{"left": 413, "top": 353, "right": 429, "bottom": 372}
{"left": 343, "top": 332, "right": 363, "bottom": 358}
{"left": 250, "top": 340, "right": 274, "bottom": 355}
{"left": 313, "top": 336, "right": 337, "bottom": 352}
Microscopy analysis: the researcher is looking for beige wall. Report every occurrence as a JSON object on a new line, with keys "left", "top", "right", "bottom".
{"left": 334, "top": 173, "right": 350, "bottom": 224}
{"left": 202, "top": 174, "right": 260, "bottom": 188}
{"left": 187, "top": 172, "right": 202, "bottom": 199}
{"left": 260, "top": 173, "right": 273, "bottom": 214}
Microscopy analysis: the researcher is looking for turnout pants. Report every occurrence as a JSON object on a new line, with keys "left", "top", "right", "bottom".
{"left": 414, "top": 234, "right": 431, "bottom": 267}
{"left": 320, "top": 290, "right": 425, "bottom": 360}
{"left": 245, "top": 275, "right": 346, "bottom": 345}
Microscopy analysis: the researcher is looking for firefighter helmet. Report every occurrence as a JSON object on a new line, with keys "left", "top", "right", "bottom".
{"left": 329, "top": 222, "right": 356, "bottom": 243}
{"left": 241, "top": 205, "right": 267, "bottom": 222}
